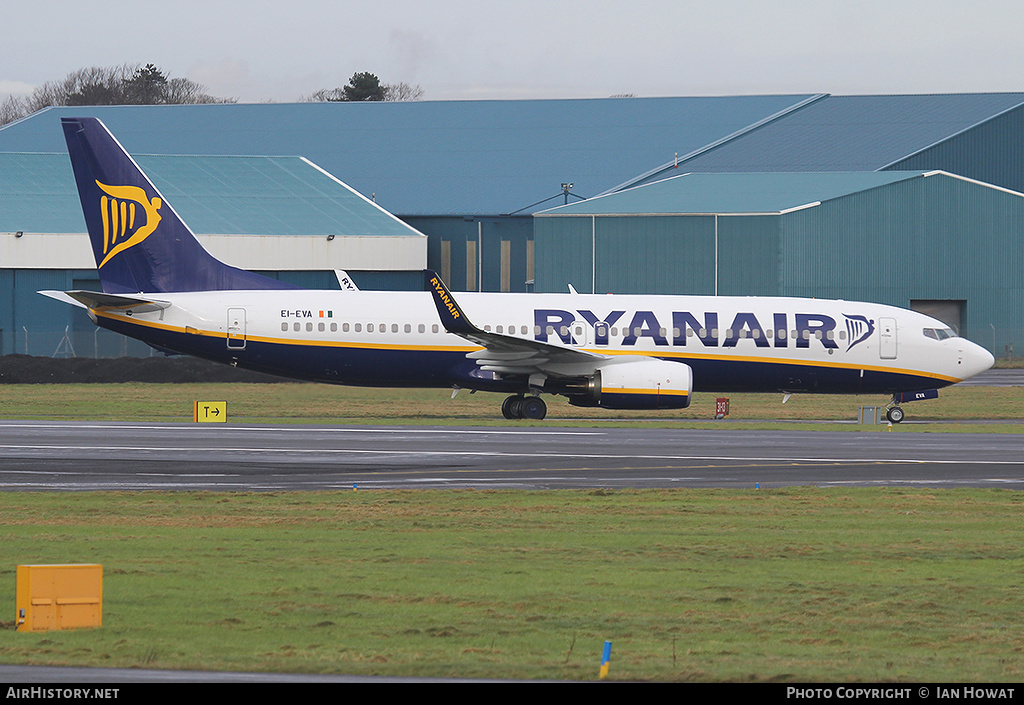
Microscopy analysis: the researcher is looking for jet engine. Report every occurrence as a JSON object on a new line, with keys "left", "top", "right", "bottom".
{"left": 568, "top": 357, "right": 693, "bottom": 410}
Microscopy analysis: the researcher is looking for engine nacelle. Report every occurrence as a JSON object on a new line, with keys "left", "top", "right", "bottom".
{"left": 568, "top": 357, "right": 693, "bottom": 410}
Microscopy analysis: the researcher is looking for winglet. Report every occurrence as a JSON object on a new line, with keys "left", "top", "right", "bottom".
{"left": 425, "top": 270, "right": 477, "bottom": 335}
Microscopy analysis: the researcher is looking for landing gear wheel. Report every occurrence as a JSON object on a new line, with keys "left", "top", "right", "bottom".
{"left": 886, "top": 406, "right": 905, "bottom": 424}
{"left": 501, "top": 394, "right": 546, "bottom": 420}
{"left": 502, "top": 395, "right": 523, "bottom": 420}
{"left": 520, "top": 396, "right": 547, "bottom": 420}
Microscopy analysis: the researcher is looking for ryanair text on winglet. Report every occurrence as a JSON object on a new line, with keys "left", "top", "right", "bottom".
{"left": 431, "top": 276, "right": 461, "bottom": 320}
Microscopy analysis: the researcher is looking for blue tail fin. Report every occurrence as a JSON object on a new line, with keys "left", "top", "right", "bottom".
{"left": 61, "top": 117, "right": 298, "bottom": 294}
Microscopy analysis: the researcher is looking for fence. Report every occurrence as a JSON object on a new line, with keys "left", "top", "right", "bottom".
{"left": 6, "top": 327, "right": 156, "bottom": 359}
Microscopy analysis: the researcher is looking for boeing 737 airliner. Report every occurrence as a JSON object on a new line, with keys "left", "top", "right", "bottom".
{"left": 43, "top": 117, "right": 994, "bottom": 421}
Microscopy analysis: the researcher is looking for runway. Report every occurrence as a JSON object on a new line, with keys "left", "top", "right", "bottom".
{"left": 1, "top": 421, "right": 1023, "bottom": 491}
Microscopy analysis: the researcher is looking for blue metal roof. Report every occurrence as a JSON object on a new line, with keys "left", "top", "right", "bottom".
{"left": 0, "top": 152, "right": 421, "bottom": 237}
{"left": 539, "top": 171, "right": 929, "bottom": 216}
{"left": 660, "top": 93, "right": 1024, "bottom": 175}
{"left": 0, "top": 96, "right": 818, "bottom": 216}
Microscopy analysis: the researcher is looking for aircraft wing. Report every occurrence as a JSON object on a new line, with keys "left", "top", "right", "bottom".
{"left": 425, "top": 270, "right": 604, "bottom": 376}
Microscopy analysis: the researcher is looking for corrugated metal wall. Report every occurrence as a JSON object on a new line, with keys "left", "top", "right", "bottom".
{"left": 412, "top": 216, "right": 533, "bottom": 292}
{"left": 535, "top": 174, "right": 1024, "bottom": 354}
{"left": 536, "top": 214, "right": 780, "bottom": 297}
{"left": 0, "top": 269, "right": 155, "bottom": 358}
{"left": 780, "top": 174, "right": 1024, "bottom": 352}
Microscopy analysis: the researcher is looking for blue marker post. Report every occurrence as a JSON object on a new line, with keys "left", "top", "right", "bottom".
{"left": 599, "top": 640, "right": 612, "bottom": 680}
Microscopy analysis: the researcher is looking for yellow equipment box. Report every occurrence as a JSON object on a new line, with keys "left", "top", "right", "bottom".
{"left": 16, "top": 564, "right": 102, "bottom": 632}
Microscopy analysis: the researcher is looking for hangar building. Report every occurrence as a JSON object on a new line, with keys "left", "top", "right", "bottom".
{"left": 1, "top": 93, "right": 1022, "bottom": 357}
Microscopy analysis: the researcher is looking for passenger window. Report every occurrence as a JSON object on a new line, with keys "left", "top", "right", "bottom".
{"left": 318, "top": 322, "right": 325, "bottom": 332}
{"left": 281, "top": 323, "right": 288, "bottom": 332}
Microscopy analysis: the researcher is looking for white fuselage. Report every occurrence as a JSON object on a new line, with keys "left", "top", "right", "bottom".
{"left": 89, "top": 289, "right": 994, "bottom": 395}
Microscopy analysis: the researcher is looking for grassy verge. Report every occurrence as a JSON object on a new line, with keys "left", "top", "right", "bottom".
{"left": 0, "top": 488, "right": 1022, "bottom": 681}
{"left": 0, "top": 382, "right": 1022, "bottom": 430}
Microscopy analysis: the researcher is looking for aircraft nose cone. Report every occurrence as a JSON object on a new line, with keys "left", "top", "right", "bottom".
{"left": 962, "top": 341, "right": 995, "bottom": 380}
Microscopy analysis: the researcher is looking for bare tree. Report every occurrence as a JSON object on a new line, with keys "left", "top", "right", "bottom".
{"left": 382, "top": 82, "right": 425, "bottom": 102}
{"left": 0, "top": 63, "right": 234, "bottom": 126}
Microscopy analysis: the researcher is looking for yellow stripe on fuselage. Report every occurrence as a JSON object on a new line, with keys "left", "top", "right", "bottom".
{"left": 604, "top": 388, "right": 690, "bottom": 397}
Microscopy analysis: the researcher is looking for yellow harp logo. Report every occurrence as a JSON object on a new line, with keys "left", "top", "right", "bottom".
{"left": 96, "top": 181, "right": 162, "bottom": 268}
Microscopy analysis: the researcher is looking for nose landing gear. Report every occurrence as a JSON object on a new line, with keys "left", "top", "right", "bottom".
{"left": 885, "top": 404, "right": 905, "bottom": 424}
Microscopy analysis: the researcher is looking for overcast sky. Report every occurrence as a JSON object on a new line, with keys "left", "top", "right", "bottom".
{"left": 3, "top": 0, "right": 1024, "bottom": 103}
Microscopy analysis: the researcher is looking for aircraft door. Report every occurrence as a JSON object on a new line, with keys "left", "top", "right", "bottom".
{"left": 227, "top": 308, "right": 246, "bottom": 349}
{"left": 571, "top": 320, "right": 589, "bottom": 347}
{"left": 879, "top": 317, "right": 897, "bottom": 359}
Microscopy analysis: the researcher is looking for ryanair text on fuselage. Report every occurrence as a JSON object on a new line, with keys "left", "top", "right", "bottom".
{"left": 535, "top": 308, "right": 875, "bottom": 351}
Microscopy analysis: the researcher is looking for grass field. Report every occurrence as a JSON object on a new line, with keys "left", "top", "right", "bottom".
{"left": 1, "top": 381, "right": 1023, "bottom": 429}
{"left": 1, "top": 488, "right": 1022, "bottom": 682}
{"left": 0, "top": 383, "right": 1021, "bottom": 681}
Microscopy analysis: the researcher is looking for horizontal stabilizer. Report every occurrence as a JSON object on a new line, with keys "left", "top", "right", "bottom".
{"left": 40, "top": 289, "right": 171, "bottom": 313}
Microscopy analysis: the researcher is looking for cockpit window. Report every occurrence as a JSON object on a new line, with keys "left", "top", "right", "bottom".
{"left": 923, "top": 327, "right": 957, "bottom": 340}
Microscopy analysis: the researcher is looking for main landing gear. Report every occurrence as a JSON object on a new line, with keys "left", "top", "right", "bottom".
{"left": 502, "top": 394, "right": 547, "bottom": 420}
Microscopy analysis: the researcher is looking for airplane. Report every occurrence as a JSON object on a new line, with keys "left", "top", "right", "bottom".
{"left": 42, "top": 117, "right": 995, "bottom": 422}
